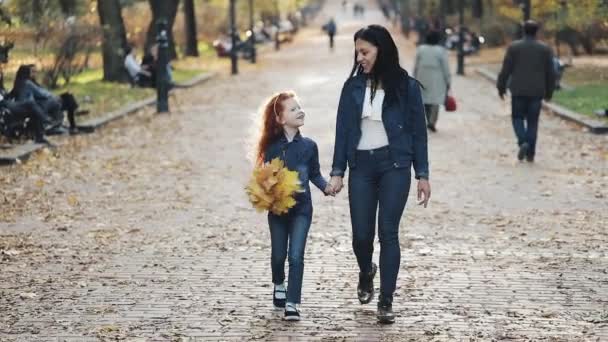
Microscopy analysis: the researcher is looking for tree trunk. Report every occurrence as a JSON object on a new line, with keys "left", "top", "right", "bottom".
{"left": 32, "top": 0, "right": 43, "bottom": 25}
{"left": 183, "top": 0, "right": 199, "bottom": 56}
{"left": 97, "top": 0, "right": 128, "bottom": 82}
{"left": 145, "top": 0, "right": 180, "bottom": 60}
{"left": 59, "top": 0, "right": 78, "bottom": 16}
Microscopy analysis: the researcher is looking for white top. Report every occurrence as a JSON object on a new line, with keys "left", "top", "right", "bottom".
{"left": 124, "top": 53, "right": 142, "bottom": 79}
{"left": 357, "top": 87, "right": 389, "bottom": 150}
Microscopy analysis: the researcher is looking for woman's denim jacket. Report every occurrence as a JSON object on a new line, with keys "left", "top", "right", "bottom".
{"left": 15, "top": 80, "right": 55, "bottom": 103}
{"left": 265, "top": 132, "right": 328, "bottom": 215}
{"left": 331, "top": 73, "right": 430, "bottom": 180}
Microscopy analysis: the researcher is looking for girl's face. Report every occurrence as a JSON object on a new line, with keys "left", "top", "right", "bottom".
{"left": 355, "top": 38, "right": 378, "bottom": 74}
{"left": 277, "top": 97, "right": 305, "bottom": 129}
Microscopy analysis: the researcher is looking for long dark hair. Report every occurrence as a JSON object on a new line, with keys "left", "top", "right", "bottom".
{"left": 9, "top": 64, "right": 34, "bottom": 99}
{"left": 349, "top": 25, "right": 408, "bottom": 102}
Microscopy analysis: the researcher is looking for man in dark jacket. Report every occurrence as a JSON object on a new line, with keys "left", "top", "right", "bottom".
{"left": 497, "top": 20, "right": 555, "bottom": 162}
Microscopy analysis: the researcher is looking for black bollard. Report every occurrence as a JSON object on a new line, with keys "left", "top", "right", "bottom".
{"left": 156, "top": 19, "right": 170, "bottom": 113}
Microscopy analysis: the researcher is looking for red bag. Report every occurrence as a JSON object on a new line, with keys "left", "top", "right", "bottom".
{"left": 445, "top": 94, "right": 457, "bottom": 112}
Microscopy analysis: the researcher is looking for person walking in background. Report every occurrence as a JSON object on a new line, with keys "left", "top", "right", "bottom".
{"left": 413, "top": 30, "right": 451, "bottom": 132}
{"left": 322, "top": 18, "right": 337, "bottom": 50}
{"left": 497, "top": 20, "right": 555, "bottom": 163}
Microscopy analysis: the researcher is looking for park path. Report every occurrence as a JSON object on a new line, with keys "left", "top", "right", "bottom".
{"left": 1, "top": 0, "right": 606, "bottom": 341}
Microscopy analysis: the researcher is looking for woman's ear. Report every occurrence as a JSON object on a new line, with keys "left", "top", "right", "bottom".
{"left": 275, "top": 113, "right": 284, "bottom": 125}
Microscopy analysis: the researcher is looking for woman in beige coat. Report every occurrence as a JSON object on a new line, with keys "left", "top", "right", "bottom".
{"left": 413, "top": 30, "right": 451, "bottom": 132}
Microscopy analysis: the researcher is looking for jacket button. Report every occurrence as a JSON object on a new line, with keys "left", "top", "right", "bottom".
{"left": 398, "top": 125, "right": 403, "bottom": 129}
{"left": 394, "top": 162, "right": 399, "bottom": 167}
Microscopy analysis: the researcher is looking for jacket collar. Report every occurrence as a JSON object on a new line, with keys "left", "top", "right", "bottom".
{"left": 278, "top": 130, "right": 302, "bottom": 143}
{"left": 350, "top": 73, "right": 409, "bottom": 109}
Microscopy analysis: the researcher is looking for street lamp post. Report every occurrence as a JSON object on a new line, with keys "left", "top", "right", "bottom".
{"left": 229, "top": 0, "right": 238, "bottom": 75}
{"left": 249, "top": 0, "right": 256, "bottom": 63}
{"left": 156, "top": 19, "right": 170, "bottom": 113}
{"left": 457, "top": 0, "right": 465, "bottom": 75}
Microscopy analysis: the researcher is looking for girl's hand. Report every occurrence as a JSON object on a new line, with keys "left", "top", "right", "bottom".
{"left": 417, "top": 179, "right": 431, "bottom": 208}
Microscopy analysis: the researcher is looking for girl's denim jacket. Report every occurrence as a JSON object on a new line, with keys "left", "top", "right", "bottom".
{"left": 264, "top": 132, "right": 328, "bottom": 215}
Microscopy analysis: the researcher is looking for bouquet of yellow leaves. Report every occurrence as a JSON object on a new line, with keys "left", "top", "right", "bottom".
{"left": 246, "top": 158, "right": 303, "bottom": 215}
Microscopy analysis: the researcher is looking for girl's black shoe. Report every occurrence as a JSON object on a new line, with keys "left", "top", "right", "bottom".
{"left": 273, "top": 285, "right": 286, "bottom": 308}
{"left": 357, "top": 262, "right": 377, "bottom": 304}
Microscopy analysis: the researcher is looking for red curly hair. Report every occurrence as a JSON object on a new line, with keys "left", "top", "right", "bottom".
{"left": 255, "top": 91, "right": 296, "bottom": 165}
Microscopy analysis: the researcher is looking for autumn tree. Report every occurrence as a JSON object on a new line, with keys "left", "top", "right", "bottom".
{"left": 98, "top": 0, "right": 129, "bottom": 82}
{"left": 183, "top": 0, "right": 199, "bottom": 57}
{"left": 145, "top": 0, "right": 180, "bottom": 60}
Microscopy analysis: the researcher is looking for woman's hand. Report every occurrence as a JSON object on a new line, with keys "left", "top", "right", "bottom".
{"left": 328, "top": 176, "right": 344, "bottom": 195}
{"left": 417, "top": 179, "right": 431, "bottom": 208}
{"left": 324, "top": 183, "right": 335, "bottom": 196}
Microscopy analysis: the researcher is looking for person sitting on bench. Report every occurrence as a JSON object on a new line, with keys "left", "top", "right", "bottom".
{"left": 9, "top": 64, "right": 78, "bottom": 135}
{"left": 124, "top": 44, "right": 154, "bottom": 88}
{"left": 0, "top": 81, "right": 52, "bottom": 145}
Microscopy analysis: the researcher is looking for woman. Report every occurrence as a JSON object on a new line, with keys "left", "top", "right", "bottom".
{"left": 10, "top": 65, "right": 66, "bottom": 134}
{"left": 328, "top": 25, "right": 431, "bottom": 324}
{"left": 413, "top": 30, "right": 451, "bottom": 132}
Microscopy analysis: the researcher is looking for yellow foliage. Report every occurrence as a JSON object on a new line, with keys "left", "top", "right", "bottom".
{"left": 495, "top": 0, "right": 606, "bottom": 31}
{"left": 246, "top": 158, "right": 303, "bottom": 215}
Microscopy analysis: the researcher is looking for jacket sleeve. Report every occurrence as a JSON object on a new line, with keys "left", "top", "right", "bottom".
{"left": 441, "top": 48, "right": 451, "bottom": 88}
{"left": 544, "top": 47, "right": 556, "bottom": 100}
{"left": 27, "top": 81, "right": 54, "bottom": 101}
{"left": 497, "top": 46, "right": 514, "bottom": 95}
{"left": 330, "top": 81, "right": 350, "bottom": 177}
{"left": 413, "top": 49, "right": 420, "bottom": 79}
{"left": 410, "top": 79, "right": 429, "bottom": 180}
{"left": 309, "top": 141, "right": 329, "bottom": 193}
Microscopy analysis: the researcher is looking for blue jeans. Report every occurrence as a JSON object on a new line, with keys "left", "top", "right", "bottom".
{"left": 348, "top": 146, "right": 411, "bottom": 297}
{"left": 268, "top": 212, "right": 312, "bottom": 304}
{"left": 511, "top": 96, "right": 542, "bottom": 159}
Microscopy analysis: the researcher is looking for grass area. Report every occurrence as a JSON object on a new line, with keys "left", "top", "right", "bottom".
{"left": 561, "top": 65, "right": 608, "bottom": 86}
{"left": 479, "top": 62, "right": 608, "bottom": 121}
{"left": 60, "top": 81, "right": 154, "bottom": 120}
{"left": 54, "top": 67, "right": 206, "bottom": 122}
{"left": 62, "top": 67, "right": 206, "bottom": 86}
{"left": 1, "top": 65, "right": 206, "bottom": 124}
{"left": 553, "top": 82, "right": 608, "bottom": 120}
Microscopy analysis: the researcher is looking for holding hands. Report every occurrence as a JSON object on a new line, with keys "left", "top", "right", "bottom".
{"left": 324, "top": 175, "right": 431, "bottom": 208}
{"left": 324, "top": 176, "right": 344, "bottom": 197}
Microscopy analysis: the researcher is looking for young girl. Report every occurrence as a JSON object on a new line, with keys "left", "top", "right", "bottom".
{"left": 255, "top": 91, "right": 332, "bottom": 321}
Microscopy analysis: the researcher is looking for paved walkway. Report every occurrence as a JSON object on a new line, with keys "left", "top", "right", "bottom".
{"left": 1, "top": 0, "right": 606, "bottom": 341}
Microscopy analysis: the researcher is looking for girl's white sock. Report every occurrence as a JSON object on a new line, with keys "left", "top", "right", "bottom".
{"left": 285, "top": 302, "right": 298, "bottom": 312}
{"left": 274, "top": 283, "right": 286, "bottom": 299}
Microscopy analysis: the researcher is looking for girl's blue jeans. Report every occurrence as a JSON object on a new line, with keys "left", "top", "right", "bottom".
{"left": 268, "top": 211, "right": 312, "bottom": 304}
